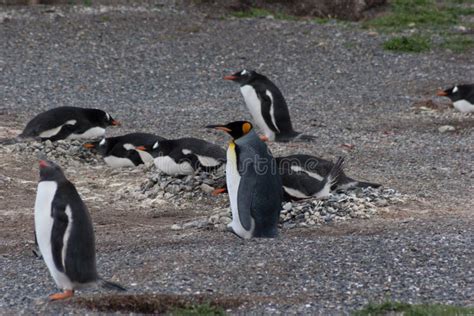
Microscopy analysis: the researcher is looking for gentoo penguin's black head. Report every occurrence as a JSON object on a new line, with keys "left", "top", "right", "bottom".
{"left": 224, "top": 69, "right": 257, "bottom": 85}
{"left": 39, "top": 160, "right": 67, "bottom": 182}
{"left": 83, "top": 138, "right": 109, "bottom": 155}
{"left": 206, "top": 121, "right": 253, "bottom": 140}
{"left": 87, "top": 109, "right": 120, "bottom": 127}
{"left": 437, "top": 85, "right": 472, "bottom": 102}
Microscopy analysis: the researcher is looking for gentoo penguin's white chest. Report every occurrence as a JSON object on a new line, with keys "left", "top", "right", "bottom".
{"left": 240, "top": 85, "right": 276, "bottom": 141}
{"left": 67, "top": 127, "right": 106, "bottom": 140}
{"left": 103, "top": 156, "right": 136, "bottom": 168}
{"left": 34, "top": 181, "right": 73, "bottom": 290}
{"left": 154, "top": 156, "right": 194, "bottom": 175}
{"left": 39, "top": 120, "right": 77, "bottom": 138}
{"left": 226, "top": 143, "right": 253, "bottom": 239}
{"left": 453, "top": 100, "right": 474, "bottom": 113}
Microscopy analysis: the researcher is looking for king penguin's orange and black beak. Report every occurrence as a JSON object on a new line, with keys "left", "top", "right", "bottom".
{"left": 205, "top": 121, "right": 253, "bottom": 140}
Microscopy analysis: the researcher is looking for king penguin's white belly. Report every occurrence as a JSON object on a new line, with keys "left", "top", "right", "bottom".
{"left": 35, "top": 181, "right": 73, "bottom": 290}
{"left": 67, "top": 127, "right": 105, "bottom": 140}
{"left": 39, "top": 120, "right": 77, "bottom": 138}
{"left": 104, "top": 155, "right": 136, "bottom": 168}
{"left": 240, "top": 85, "right": 276, "bottom": 141}
{"left": 154, "top": 156, "right": 194, "bottom": 175}
{"left": 226, "top": 143, "right": 253, "bottom": 239}
{"left": 453, "top": 100, "right": 474, "bottom": 113}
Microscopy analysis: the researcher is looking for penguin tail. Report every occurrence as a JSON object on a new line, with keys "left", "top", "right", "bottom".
{"left": 355, "top": 180, "right": 381, "bottom": 189}
{"left": 99, "top": 277, "right": 127, "bottom": 291}
{"left": 293, "top": 133, "right": 317, "bottom": 142}
{"left": 328, "top": 157, "right": 345, "bottom": 188}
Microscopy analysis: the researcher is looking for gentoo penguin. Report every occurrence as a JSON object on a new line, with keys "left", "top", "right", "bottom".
{"left": 276, "top": 154, "right": 380, "bottom": 191}
{"left": 84, "top": 133, "right": 166, "bottom": 168}
{"left": 206, "top": 121, "right": 282, "bottom": 239}
{"left": 437, "top": 84, "right": 474, "bottom": 113}
{"left": 224, "top": 70, "right": 315, "bottom": 142}
{"left": 20, "top": 106, "right": 120, "bottom": 141}
{"left": 136, "top": 138, "right": 226, "bottom": 176}
{"left": 34, "top": 160, "right": 125, "bottom": 300}
{"left": 279, "top": 157, "right": 345, "bottom": 201}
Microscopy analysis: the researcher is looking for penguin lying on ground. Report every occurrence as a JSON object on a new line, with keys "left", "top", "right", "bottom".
{"left": 34, "top": 160, "right": 125, "bottom": 300}
{"left": 437, "top": 84, "right": 474, "bottom": 113}
{"left": 206, "top": 121, "right": 282, "bottom": 239}
{"left": 84, "top": 133, "right": 166, "bottom": 168}
{"left": 136, "top": 138, "right": 226, "bottom": 175}
{"left": 276, "top": 154, "right": 381, "bottom": 191}
{"left": 20, "top": 106, "right": 119, "bottom": 142}
{"left": 224, "top": 69, "right": 315, "bottom": 142}
{"left": 279, "top": 157, "right": 345, "bottom": 201}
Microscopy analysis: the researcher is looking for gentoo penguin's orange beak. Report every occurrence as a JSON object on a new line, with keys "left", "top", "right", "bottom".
{"left": 39, "top": 160, "right": 48, "bottom": 168}
{"left": 83, "top": 143, "right": 95, "bottom": 149}
{"left": 135, "top": 146, "right": 147, "bottom": 151}
{"left": 436, "top": 89, "right": 448, "bottom": 96}
{"left": 223, "top": 75, "right": 237, "bottom": 81}
{"left": 111, "top": 120, "right": 121, "bottom": 126}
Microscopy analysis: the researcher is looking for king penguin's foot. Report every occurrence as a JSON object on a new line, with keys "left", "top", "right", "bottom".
{"left": 49, "top": 290, "right": 74, "bottom": 301}
{"left": 259, "top": 135, "right": 269, "bottom": 142}
{"left": 212, "top": 188, "right": 227, "bottom": 196}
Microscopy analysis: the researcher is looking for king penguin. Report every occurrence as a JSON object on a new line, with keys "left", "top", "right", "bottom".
{"left": 136, "top": 138, "right": 226, "bottom": 176}
{"left": 34, "top": 160, "right": 125, "bottom": 300}
{"left": 224, "top": 70, "right": 315, "bottom": 142}
{"left": 206, "top": 121, "right": 282, "bottom": 239}
{"left": 19, "top": 106, "right": 120, "bottom": 142}
{"left": 84, "top": 133, "right": 166, "bottom": 168}
{"left": 276, "top": 154, "right": 380, "bottom": 191}
{"left": 437, "top": 84, "right": 474, "bottom": 113}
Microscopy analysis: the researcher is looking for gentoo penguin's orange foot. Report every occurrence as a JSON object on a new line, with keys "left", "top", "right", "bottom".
{"left": 212, "top": 188, "right": 227, "bottom": 196}
{"left": 259, "top": 135, "right": 269, "bottom": 142}
{"left": 49, "top": 290, "right": 74, "bottom": 301}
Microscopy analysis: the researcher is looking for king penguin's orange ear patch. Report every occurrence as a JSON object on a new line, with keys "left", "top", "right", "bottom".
{"left": 242, "top": 122, "right": 252, "bottom": 134}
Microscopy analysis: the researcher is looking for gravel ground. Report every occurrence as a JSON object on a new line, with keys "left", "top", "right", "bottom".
{"left": 0, "top": 2, "right": 473, "bottom": 314}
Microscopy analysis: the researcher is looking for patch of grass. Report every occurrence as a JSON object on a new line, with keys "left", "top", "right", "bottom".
{"left": 441, "top": 35, "right": 474, "bottom": 52}
{"left": 313, "top": 17, "right": 330, "bottom": 24}
{"left": 170, "top": 303, "right": 226, "bottom": 315}
{"left": 354, "top": 301, "right": 474, "bottom": 316}
{"left": 364, "top": 0, "right": 474, "bottom": 53}
{"left": 383, "top": 35, "right": 431, "bottom": 52}
{"left": 231, "top": 7, "right": 297, "bottom": 20}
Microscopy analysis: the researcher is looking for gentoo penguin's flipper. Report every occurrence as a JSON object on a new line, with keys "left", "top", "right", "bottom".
{"left": 51, "top": 200, "right": 69, "bottom": 273}
{"left": 256, "top": 89, "right": 279, "bottom": 133}
{"left": 99, "top": 277, "right": 127, "bottom": 291}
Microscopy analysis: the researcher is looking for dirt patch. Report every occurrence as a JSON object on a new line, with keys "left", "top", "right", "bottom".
{"left": 74, "top": 293, "right": 245, "bottom": 314}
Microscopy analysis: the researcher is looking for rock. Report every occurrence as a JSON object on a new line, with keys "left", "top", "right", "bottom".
{"left": 283, "top": 202, "right": 292, "bottom": 210}
{"left": 200, "top": 183, "right": 215, "bottom": 194}
{"left": 171, "top": 224, "right": 182, "bottom": 230}
{"left": 438, "top": 125, "right": 455, "bottom": 133}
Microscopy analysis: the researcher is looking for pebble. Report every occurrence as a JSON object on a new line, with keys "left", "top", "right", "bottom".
{"left": 438, "top": 125, "right": 456, "bottom": 133}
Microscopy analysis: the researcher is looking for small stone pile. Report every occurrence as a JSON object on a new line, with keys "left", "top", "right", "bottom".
{"left": 5, "top": 139, "right": 99, "bottom": 165}
{"left": 205, "top": 187, "right": 406, "bottom": 231}
{"left": 139, "top": 167, "right": 226, "bottom": 202}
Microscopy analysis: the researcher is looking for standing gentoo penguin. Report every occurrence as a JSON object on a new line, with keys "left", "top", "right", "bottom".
{"left": 278, "top": 157, "right": 345, "bottom": 201}
{"left": 276, "top": 154, "right": 380, "bottom": 191}
{"left": 34, "top": 160, "right": 125, "bottom": 300}
{"left": 224, "top": 70, "right": 315, "bottom": 142}
{"left": 437, "top": 84, "right": 474, "bottom": 113}
{"left": 206, "top": 121, "right": 282, "bottom": 239}
{"left": 136, "top": 138, "right": 226, "bottom": 176}
{"left": 20, "top": 106, "right": 120, "bottom": 141}
{"left": 83, "top": 133, "right": 166, "bottom": 168}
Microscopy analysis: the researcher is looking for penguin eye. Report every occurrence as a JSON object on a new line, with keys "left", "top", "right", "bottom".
{"left": 99, "top": 139, "right": 106, "bottom": 146}
{"left": 152, "top": 142, "right": 159, "bottom": 149}
{"left": 452, "top": 86, "right": 458, "bottom": 93}
{"left": 241, "top": 69, "right": 248, "bottom": 76}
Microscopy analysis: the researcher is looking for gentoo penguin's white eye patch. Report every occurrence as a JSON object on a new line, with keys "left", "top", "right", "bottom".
{"left": 241, "top": 69, "right": 248, "bottom": 75}
{"left": 153, "top": 142, "right": 159, "bottom": 149}
{"left": 453, "top": 86, "right": 458, "bottom": 93}
{"left": 106, "top": 113, "right": 111, "bottom": 120}
{"left": 99, "top": 139, "right": 106, "bottom": 145}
